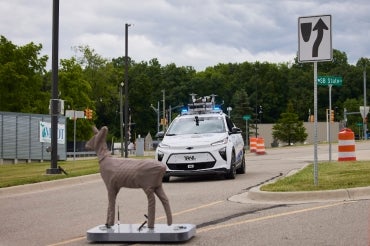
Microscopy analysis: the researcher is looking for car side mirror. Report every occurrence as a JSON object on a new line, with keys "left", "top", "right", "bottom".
{"left": 155, "top": 131, "right": 165, "bottom": 139}
{"left": 231, "top": 127, "right": 242, "bottom": 134}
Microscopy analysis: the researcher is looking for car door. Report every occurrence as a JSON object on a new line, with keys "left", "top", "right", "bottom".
{"left": 225, "top": 116, "right": 244, "bottom": 163}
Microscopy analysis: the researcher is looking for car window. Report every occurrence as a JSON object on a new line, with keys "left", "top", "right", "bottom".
{"left": 225, "top": 116, "right": 235, "bottom": 132}
{"left": 166, "top": 116, "right": 226, "bottom": 135}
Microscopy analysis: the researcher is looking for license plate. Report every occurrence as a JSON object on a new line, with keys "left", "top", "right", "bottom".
{"left": 168, "top": 152, "right": 214, "bottom": 164}
{"left": 187, "top": 164, "right": 194, "bottom": 169}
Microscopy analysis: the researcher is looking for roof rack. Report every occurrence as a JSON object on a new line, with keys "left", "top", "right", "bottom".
{"left": 181, "top": 94, "right": 223, "bottom": 115}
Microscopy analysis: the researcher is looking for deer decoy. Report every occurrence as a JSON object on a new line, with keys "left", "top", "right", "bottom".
{"left": 85, "top": 126, "right": 172, "bottom": 229}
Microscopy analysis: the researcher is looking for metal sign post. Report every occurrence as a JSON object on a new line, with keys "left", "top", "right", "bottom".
{"left": 328, "top": 84, "right": 332, "bottom": 162}
{"left": 317, "top": 76, "right": 342, "bottom": 162}
{"left": 65, "top": 110, "right": 85, "bottom": 160}
{"left": 313, "top": 62, "right": 318, "bottom": 185}
{"left": 299, "top": 15, "right": 332, "bottom": 185}
{"left": 243, "top": 115, "right": 251, "bottom": 149}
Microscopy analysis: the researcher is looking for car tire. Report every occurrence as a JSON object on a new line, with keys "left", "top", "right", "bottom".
{"left": 225, "top": 152, "right": 236, "bottom": 179}
{"left": 236, "top": 150, "right": 246, "bottom": 174}
{"left": 162, "top": 175, "right": 170, "bottom": 183}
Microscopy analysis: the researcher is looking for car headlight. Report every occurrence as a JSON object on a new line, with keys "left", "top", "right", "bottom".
{"left": 158, "top": 142, "right": 170, "bottom": 148}
{"left": 211, "top": 137, "right": 228, "bottom": 146}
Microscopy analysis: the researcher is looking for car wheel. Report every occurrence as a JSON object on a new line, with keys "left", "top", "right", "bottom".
{"left": 225, "top": 152, "right": 236, "bottom": 179}
{"left": 236, "top": 150, "right": 246, "bottom": 174}
{"left": 162, "top": 174, "right": 170, "bottom": 182}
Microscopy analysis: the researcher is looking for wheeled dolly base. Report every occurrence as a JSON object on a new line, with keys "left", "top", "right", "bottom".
{"left": 87, "top": 224, "right": 196, "bottom": 243}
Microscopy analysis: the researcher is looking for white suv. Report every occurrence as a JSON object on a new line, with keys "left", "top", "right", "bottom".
{"left": 155, "top": 95, "right": 245, "bottom": 182}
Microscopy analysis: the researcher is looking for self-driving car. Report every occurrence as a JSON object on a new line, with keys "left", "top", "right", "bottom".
{"left": 155, "top": 95, "right": 245, "bottom": 182}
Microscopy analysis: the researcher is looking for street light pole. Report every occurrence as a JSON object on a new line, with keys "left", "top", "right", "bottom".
{"left": 363, "top": 63, "right": 367, "bottom": 140}
{"left": 47, "top": 0, "right": 61, "bottom": 174}
{"left": 227, "top": 107, "right": 232, "bottom": 117}
{"left": 162, "top": 89, "right": 166, "bottom": 132}
{"left": 150, "top": 102, "right": 160, "bottom": 133}
{"left": 124, "top": 23, "right": 131, "bottom": 158}
{"left": 120, "top": 82, "right": 124, "bottom": 157}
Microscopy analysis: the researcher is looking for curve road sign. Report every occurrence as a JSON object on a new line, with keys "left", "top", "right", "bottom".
{"left": 298, "top": 15, "right": 332, "bottom": 62}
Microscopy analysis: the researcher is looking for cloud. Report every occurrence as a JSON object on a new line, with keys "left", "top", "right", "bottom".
{"left": 1, "top": 0, "right": 369, "bottom": 71}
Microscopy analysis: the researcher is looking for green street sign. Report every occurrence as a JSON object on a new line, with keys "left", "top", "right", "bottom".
{"left": 243, "top": 115, "right": 251, "bottom": 120}
{"left": 317, "top": 76, "right": 342, "bottom": 86}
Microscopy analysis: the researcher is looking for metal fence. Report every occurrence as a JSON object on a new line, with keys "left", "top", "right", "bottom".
{"left": 0, "top": 111, "right": 67, "bottom": 163}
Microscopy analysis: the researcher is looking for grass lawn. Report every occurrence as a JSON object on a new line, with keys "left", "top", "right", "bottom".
{"left": 1, "top": 158, "right": 370, "bottom": 191}
{"left": 0, "top": 156, "right": 154, "bottom": 188}
{"left": 261, "top": 161, "right": 370, "bottom": 192}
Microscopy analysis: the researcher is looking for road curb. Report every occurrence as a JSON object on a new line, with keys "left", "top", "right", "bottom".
{"left": 0, "top": 173, "right": 101, "bottom": 198}
{"left": 229, "top": 185, "right": 370, "bottom": 204}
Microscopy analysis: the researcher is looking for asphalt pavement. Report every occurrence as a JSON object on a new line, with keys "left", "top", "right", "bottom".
{"left": 1, "top": 142, "right": 370, "bottom": 204}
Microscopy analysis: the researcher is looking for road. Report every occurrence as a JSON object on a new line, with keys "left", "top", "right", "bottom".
{"left": 0, "top": 142, "right": 369, "bottom": 246}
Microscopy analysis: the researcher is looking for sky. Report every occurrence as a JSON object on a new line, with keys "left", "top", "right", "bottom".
{"left": 1, "top": 0, "right": 369, "bottom": 71}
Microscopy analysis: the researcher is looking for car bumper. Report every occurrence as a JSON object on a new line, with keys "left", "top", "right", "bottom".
{"left": 165, "top": 168, "right": 228, "bottom": 177}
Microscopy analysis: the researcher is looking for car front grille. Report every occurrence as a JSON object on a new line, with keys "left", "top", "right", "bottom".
{"left": 167, "top": 161, "right": 216, "bottom": 170}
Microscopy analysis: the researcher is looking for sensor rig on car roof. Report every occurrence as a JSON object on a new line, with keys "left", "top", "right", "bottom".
{"left": 181, "top": 93, "right": 223, "bottom": 115}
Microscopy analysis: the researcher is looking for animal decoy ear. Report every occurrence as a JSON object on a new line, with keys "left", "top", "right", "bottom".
{"left": 92, "top": 126, "right": 99, "bottom": 134}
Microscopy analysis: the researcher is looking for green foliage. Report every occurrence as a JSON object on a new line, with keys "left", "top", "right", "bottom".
{"left": 0, "top": 160, "right": 99, "bottom": 188}
{"left": 0, "top": 35, "right": 369, "bottom": 143}
{"left": 0, "top": 36, "right": 49, "bottom": 113}
{"left": 230, "top": 89, "right": 253, "bottom": 140}
{"left": 59, "top": 57, "right": 95, "bottom": 141}
{"left": 272, "top": 101, "right": 308, "bottom": 145}
{"left": 0, "top": 156, "right": 154, "bottom": 188}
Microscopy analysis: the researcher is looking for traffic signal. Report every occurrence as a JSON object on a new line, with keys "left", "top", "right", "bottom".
{"left": 88, "top": 109, "right": 93, "bottom": 119}
{"left": 84, "top": 108, "right": 93, "bottom": 119}
{"left": 330, "top": 109, "right": 334, "bottom": 122}
{"left": 160, "top": 118, "right": 167, "bottom": 125}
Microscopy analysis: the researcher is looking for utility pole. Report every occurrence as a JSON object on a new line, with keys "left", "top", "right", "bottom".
{"left": 47, "top": 0, "right": 61, "bottom": 174}
{"left": 124, "top": 23, "right": 131, "bottom": 158}
{"left": 363, "top": 62, "right": 367, "bottom": 140}
{"left": 162, "top": 89, "right": 166, "bottom": 132}
{"left": 120, "top": 82, "right": 124, "bottom": 157}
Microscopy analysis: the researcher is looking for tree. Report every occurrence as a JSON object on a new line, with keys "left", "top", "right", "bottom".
{"left": 272, "top": 101, "right": 308, "bottom": 145}
{"left": 343, "top": 98, "right": 363, "bottom": 132}
{"left": 230, "top": 89, "right": 253, "bottom": 141}
{"left": 59, "top": 57, "right": 93, "bottom": 141}
{"left": 0, "top": 36, "right": 48, "bottom": 113}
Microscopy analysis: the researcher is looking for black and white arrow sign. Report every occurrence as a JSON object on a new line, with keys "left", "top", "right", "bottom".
{"left": 298, "top": 15, "right": 332, "bottom": 62}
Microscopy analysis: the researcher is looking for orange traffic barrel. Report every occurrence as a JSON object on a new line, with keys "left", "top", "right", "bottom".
{"left": 256, "top": 137, "right": 266, "bottom": 155}
{"left": 249, "top": 137, "right": 257, "bottom": 152}
{"left": 338, "top": 128, "right": 356, "bottom": 161}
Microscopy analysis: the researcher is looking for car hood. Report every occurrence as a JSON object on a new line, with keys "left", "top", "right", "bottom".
{"left": 161, "top": 133, "right": 227, "bottom": 148}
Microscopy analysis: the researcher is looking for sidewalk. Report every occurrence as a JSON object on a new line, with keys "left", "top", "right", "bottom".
{"left": 229, "top": 185, "right": 370, "bottom": 204}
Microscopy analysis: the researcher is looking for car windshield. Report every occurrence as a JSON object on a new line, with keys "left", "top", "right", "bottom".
{"left": 166, "top": 116, "right": 226, "bottom": 135}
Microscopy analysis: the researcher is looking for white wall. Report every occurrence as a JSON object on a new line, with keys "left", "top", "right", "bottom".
{"left": 253, "top": 122, "right": 341, "bottom": 148}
